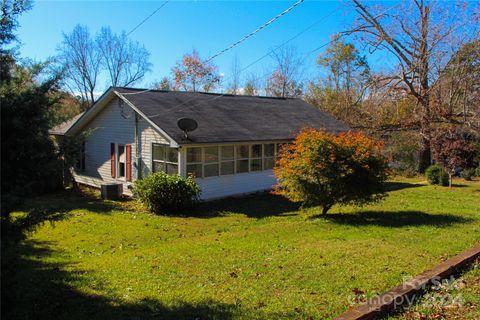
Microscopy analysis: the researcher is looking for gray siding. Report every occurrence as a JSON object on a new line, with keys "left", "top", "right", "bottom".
{"left": 138, "top": 117, "right": 169, "bottom": 178}
{"left": 73, "top": 98, "right": 168, "bottom": 194}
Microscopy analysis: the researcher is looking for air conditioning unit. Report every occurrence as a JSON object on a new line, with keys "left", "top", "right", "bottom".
{"left": 101, "top": 183, "right": 123, "bottom": 200}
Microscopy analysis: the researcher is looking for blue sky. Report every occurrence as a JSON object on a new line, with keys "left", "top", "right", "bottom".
{"left": 17, "top": 0, "right": 391, "bottom": 92}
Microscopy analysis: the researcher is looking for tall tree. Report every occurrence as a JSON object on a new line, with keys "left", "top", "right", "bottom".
{"left": 172, "top": 49, "right": 220, "bottom": 92}
{"left": 1, "top": 4, "right": 64, "bottom": 214}
{"left": 265, "top": 46, "right": 303, "bottom": 98}
{"left": 317, "top": 34, "right": 369, "bottom": 97}
{"left": 348, "top": 0, "right": 479, "bottom": 172}
{"left": 305, "top": 36, "right": 370, "bottom": 126}
{"left": 59, "top": 24, "right": 102, "bottom": 107}
{"left": 0, "top": 0, "right": 32, "bottom": 80}
{"left": 96, "top": 27, "right": 151, "bottom": 87}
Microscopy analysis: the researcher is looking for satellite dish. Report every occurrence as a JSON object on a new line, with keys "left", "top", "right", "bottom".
{"left": 177, "top": 118, "right": 198, "bottom": 140}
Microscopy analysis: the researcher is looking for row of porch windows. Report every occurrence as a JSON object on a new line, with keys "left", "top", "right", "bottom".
{"left": 186, "top": 143, "right": 285, "bottom": 178}
{"left": 152, "top": 143, "right": 286, "bottom": 178}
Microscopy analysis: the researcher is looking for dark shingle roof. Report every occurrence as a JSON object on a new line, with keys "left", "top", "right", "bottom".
{"left": 49, "top": 112, "right": 85, "bottom": 136}
{"left": 115, "top": 87, "right": 350, "bottom": 144}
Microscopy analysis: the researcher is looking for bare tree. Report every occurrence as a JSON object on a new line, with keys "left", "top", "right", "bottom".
{"left": 348, "top": 0, "right": 479, "bottom": 172}
{"left": 243, "top": 73, "right": 261, "bottom": 96}
{"left": 265, "top": 46, "right": 303, "bottom": 98}
{"left": 432, "top": 40, "right": 480, "bottom": 131}
{"left": 227, "top": 56, "right": 241, "bottom": 94}
{"left": 59, "top": 24, "right": 102, "bottom": 107}
{"left": 96, "top": 27, "right": 151, "bottom": 87}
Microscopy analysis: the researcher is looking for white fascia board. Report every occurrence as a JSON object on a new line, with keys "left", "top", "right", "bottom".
{"left": 114, "top": 90, "right": 179, "bottom": 148}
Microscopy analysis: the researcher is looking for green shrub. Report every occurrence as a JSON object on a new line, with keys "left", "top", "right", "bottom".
{"left": 439, "top": 170, "right": 449, "bottom": 186}
{"left": 133, "top": 172, "right": 201, "bottom": 214}
{"left": 461, "top": 168, "right": 476, "bottom": 181}
{"left": 425, "top": 165, "right": 449, "bottom": 186}
{"left": 475, "top": 166, "right": 480, "bottom": 177}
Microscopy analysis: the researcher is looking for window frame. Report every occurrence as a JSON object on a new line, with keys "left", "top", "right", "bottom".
{"left": 185, "top": 141, "right": 289, "bottom": 179}
{"left": 151, "top": 143, "right": 179, "bottom": 175}
{"left": 186, "top": 146, "right": 203, "bottom": 178}
{"left": 220, "top": 145, "right": 235, "bottom": 176}
{"left": 203, "top": 146, "right": 220, "bottom": 178}
{"left": 116, "top": 144, "right": 126, "bottom": 180}
{"left": 263, "top": 143, "right": 275, "bottom": 170}
{"left": 249, "top": 144, "right": 263, "bottom": 172}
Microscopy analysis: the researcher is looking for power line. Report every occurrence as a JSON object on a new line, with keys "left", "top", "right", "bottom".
{"left": 137, "top": 6, "right": 340, "bottom": 115}
{"left": 205, "top": 0, "right": 305, "bottom": 63}
{"left": 123, "top": 2, "right": 397, "bottom": 115}
{"left": 127, "top": 1, "right": 169, "bottom": 36}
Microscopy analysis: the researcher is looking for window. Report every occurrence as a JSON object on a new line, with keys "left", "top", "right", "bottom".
{"left": 186, "top": 142, "right": 288, "bottom": 179}
{"left": 220, "top": 146, "right": 234, "bottom": 175}
{"left": 152, "top": 144, "right": 178, "bottom": 175}
{"left": 186, "top": 147, "right": 202, "bottom": 177}
{"left": 236, "top": 145, "right": 249, "bottom": 173}
{"left": 250, "top": 144, "right": 262, "bottom": 171}
{"left": 263, "top": 143, "right": 275, "bottom": 170}
{"left": 117, "top": 145, "right": 126, "bottom": 178}
{"left": 204, "top": 146, "right": 219, "bottom": 177}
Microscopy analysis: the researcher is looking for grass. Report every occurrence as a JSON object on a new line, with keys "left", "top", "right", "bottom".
{"left": 387, "top": 259, "right": 480, "bottom": 320}
{"left": 2, "top": 177, "right": 480, "bottom": 319}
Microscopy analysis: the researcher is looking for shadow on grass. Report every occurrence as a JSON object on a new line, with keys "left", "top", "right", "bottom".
{"left": 319, "top": 210, "right": 473, "bottom": 228}
{"left": 13, "top": 188, "right": 300, "bottom": 221}
{"left": 384, "top": 181, "right": 424, "bottom": 192}
{"left": 190, "top": 192, "right": 301, "bottom": 219}
{"left": 1, "top": 240, "right": 240, "bottom": 320}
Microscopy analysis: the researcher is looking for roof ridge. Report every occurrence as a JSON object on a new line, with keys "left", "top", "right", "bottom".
{"left": 113, "top": 86, "right": 298, "bottom": 100}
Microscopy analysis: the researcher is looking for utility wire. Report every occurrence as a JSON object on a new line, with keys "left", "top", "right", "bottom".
{"left": 138, "top": 6, "right": 340, "bottom": 115}
{"left": 127, "top": 0, "right": 169, "bottom": 36}
{"left": 205, "top": 0, "right": 305, "bottom": 63}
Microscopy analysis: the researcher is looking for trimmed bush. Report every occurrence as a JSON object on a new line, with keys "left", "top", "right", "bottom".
{"left": 461, "top": 168, "right": 476, "bottom": 181}
{"left": 133, "top": 172, "right": 201, "bottom": 214}
{"left": 425, "top": 165, "right": 449, "bottom": 186}
{"left": 475, "top": 166, "right": 480, "bottom": 177}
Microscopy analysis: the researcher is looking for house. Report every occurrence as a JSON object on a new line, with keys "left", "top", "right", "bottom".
{"left": 52, "top": 87, "right": 350, "bottom": 200}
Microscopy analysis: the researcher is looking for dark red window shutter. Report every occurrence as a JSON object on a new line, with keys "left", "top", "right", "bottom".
{"left": 125, "top": 144, "right": 132, "bottom": 182}
{"left": 110, "top": 143, "right": 116, "bottom": 178}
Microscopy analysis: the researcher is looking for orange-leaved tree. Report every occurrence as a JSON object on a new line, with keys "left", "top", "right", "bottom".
{"left": 273, "top": 128, "right": 389, "bottom": 215}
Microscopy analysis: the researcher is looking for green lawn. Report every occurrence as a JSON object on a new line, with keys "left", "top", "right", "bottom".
{"left": 3, "top": 178, "right": 480, "bottom": 319}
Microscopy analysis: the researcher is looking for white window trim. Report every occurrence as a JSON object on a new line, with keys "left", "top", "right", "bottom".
{"left": 185, "top": 141, "right": 289, "bottom": 179}
{"left": 220, "top": 145, "right": 235, "bottom": 176}
{"left": 152, "top": 143, "right": 179, "bottom": 175}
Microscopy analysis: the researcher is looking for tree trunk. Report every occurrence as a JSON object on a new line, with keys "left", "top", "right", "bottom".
{"left": 418, "top": 134, "right": 431, "bottom": 173}
{"left": 417, "top": 4, "right": 432, "bottom": 174}
{"left": 449, "top": 173, "right": 453, "bottom": 188}
{"left": 322, "top": 204, "right": 332, "bottom": 215}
